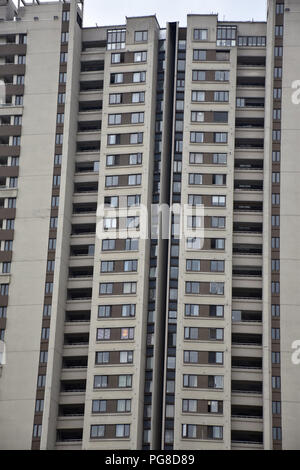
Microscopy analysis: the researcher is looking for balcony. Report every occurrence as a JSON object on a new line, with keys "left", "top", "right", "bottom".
{"left": 232, "top": 333, "right": 262, "bottom": 346}
{"left": 79, "top": 101, "right": 102, "bottom": 113}
{"left": 65, "top": 310, "right": 91, "bottom": 323}
{"left": 232, "top": 405, "right": 263, "bottom": 419}
{"left": 231, "top": 430, "right": 263, "bottom": 445}
{"left": 232, "top": 356, "right": 262, "bottom": 370}
{"left": 58, "top": 404, "right": 85, "bottom": 417}
{"left": 236, "top": 77, "right": 265, "bottom": 88}
{"left": 76, "top": 141, "right": 100, "bottom": 153}
{"left": 74, "top": 182, "right": 98, "bottom": 194}
{"left": 232, "top": 380, "right": 262, "bottom": 395}
{"left": 234, "top": 202, "right": 263, "bottom": 212}
{"left": 235, "top": 139, "right": 264, "bottom": 149}
{"left": 70, "top": 245, "right": 95, "bottom": 257}
{"left": 62, "top": 356, "right": 88, "bottom": 369}
{"left": 75, "top": 161, "right": 99, "bottom": 174}
{"left": 81, "top": 60, "right": 104, "bottom": 72}
{"left": 232, "top": 310, "right": 262, "bottom": 323}
{"left": 67, "top": 288, "right": 92, "bottom": 301}
{"left": 232, "top": 266, "right": 262, "bottom": 277}
{"left": 236, "top": 97, "right": 264, "bottom": 108}
{"left": 235, "top": 159, "right": 263, "bottom": 170}
{"left": 232, "top": 288, "right": 262, "bottom": 300}
{"left": 64, "top": 333, "right": 90, "bottom": 347}
{"left": 73, "top": 203, "right": 97, "bottom": 215}
{"left": 80, "top": 80, "right": 103, "bottom": 92}
{"left": 71, "top": 224, "right": 96, "bottom": 236}
{"left": 234, "top": 180, "right": 263, "bottom": 191}
{"left": 78, "top": 121, "right": 101, "bottom": 133}
{"left": 56, "top": 429, "right": 83, "bottom": 443}
{"left": 237, "top": 56, "right": 266, "bottom": 67}
{"left": 60, "top": 380, "right": 86, "bottom": 393}
{"left": 233, "top": 222, "right": 262, "bottom": 234}
{"left": 235, "top": 118, "right": 264, "bottom": 129}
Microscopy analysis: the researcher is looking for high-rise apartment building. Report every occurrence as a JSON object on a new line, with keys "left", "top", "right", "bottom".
{"left": 0, "top": 0, "right": 300, "bottom": 451}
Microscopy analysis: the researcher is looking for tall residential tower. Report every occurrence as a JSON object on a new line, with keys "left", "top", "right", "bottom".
{"left": 0, "top": 0, "right": 300, "bottom": 450}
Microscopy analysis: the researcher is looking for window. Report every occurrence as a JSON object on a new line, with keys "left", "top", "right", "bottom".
{"left": 124, "top": 260, "right": 137, "bottom": 272}
{"left": 41, "top": 327, "right": 50, "bottom": 340}
{"left": 53, "top": 175, "right": 60, "bottom": 186}
{"left": 190, "top": 132, "right": 204, "bottom": 143}
{"left": 92, "top": 400, "right": 107, "bottom": 413}
{"left": 109, "top": 93, "right": 122, "bottom": 105}
{"left": 62, "top": 11, "right": 70, "bottom": 21}
{"left": 107, "top": 29, "right": 126, "bottom": 50}
{"left": 116, "top": 424, "right": 130, "bottom": 438}
{"left": 128, "top": 174, "right": 142, "bottom": 185}
{"left": 275, "top": 26, "right": 283, "bottom": 37}
{"left": 272, "top": 401, "right": 281, "bottom": 415}
{"left": 210, "top": 282, "right": 224, "bottom": 295}
{"left": 54, "top": 154, "right": 62, "bottom": 165}
{"left": 131, "top": 112, "right": 144, "bottom": 124}
{"left": 0, "top": 283, "right": 8, "bottom": 295}
{"left": 126, "top": 216, "right": 139, "bottom": 229}
{"left": 12, "top": 136, "right": 21, "bottom": 146}
{"left": 208, "top": 351, "right": 223, "bottom": 364}
{"left": 60, "top": 52, "right": 68, "bottom": 63}
{"left": 273, "top": 88, "right": 282, "bottom": 100}
{"left": 185, "top": 304, "right": 200, "bottom": 317}
{"left": 108, "top": 114, "right": 122, "bottom": 125}
{"left": 39, "top": 351, "right": 48, "bottom": 363}
{"left": 276, "top": 4, "right": 284, "bottom": 14}
{"left": 186, "top": 260, "right": 201, "bottom": 272}
{"left": 4, "top": 240, "right": 13, "bottom": 251}
{"left": 111, "top": 53, "right": 123, "bottom": 64}
{"left": 130, "top": 133, "right": 143, "bottom": 144}
{"left": 122, "top": 304, "right": 136, "bottom": 317}
{"left": 191, "top": 91, "right": 205, "bottom": 102}
{"left": 273, "top": 427, "right": 282, "bottom": 441}
{"left": 189, "top": 153, "right": 203, "bottom": 164}
{"left": 16, "top": 75, "right": 25, "bottom": 85}
{"left": 272, "top": 215, "right": 280, "bottom": 227}
{"left": 132, "top": 92, "right": 145, "bottom": 104}
{"left": 208, "top": 426, "right": 223, "bottom": 440}
{"left": 61, "top": 31, "right": 69, "bottom": 43}
{"left": 211, "top": 260, "right": 225, "bottom": 272}
{"left": 182, "top": 424, "right": 197, "bottom": 439}
{"left": 273, "top": 109, "right": 281, "bottom": 120}
{"left": 97, "top": 328, "right": 111, "bottom": 340}
{"left": 47, "top": 260, "right": 55, "bottom": 272}
{"left": 217, "top": 26, "right": 237, "bottom": 46}
{"left": 214, "top": 91, "right": 229, "bottom": 102}
{"left": 215, "top": 70, "right": 229, "bottom": 81}
{"left": 273, "top": 131, "right": 281, "bottom": 141}
{"left": 135, "top": 31, "right": 148, "bottom": 42}
{"left": 129, "top": 153, "right": 143, "bottom": 165}
{"left": 58, "top": 93, "right": 65, "bottom": 104}
{"left": 118, "top": 375, "right": 132, "bottom": 388}
{"left": 110, "top": 73, "right": 124, "bottom": 84}
{"left": 213, "top": 111, "right": 228, "bottom": 123}
{"left": 214, "top": 133, "right": 228, "bottom": 143}
{"left": 127, "top": 195, "right": 141, "bottom": 207}
{"left": 117, "top": 399, "right": 131, "bottom": 412}
{"left": 121, "top": 328, "right": 134, "bottom": 340}
{"left": 43, "top": 305, "right": 51, "bottom": 317}
{"left": 274, "top": 67, "right": 282, "bottom": 79}
{"left": 57, "top": 113, "right": 64, "bottom": 124}
{"left": 96, "top": 351, "right": 110, "bottom": 364}
{"left": 133, "top": 72, "right": 146, "bottom": 83}
{"left": 123, "top": 282, "right": 137, "bottom": 294}
{"left": 105, "top": 175, "right": 119, "bottom": 187}
{"left": 274, "top": 46, "right": 283, "bottom": 57}
{"left": 272, "top": 328, "right": 280, "bottom": 340}
{"left": 37, "top": 375, "right": 46, "bottom": 388}
{"left": 210, "top": 305, "right": 224, "bottom": 317}
{"left": 18, "top": 55, "right": 26, "bottom": 64}
{"left": 98, "top": 305, "right": 111, "bottom": 318}
{"left": 183, "top": 375, "right": 198, "bottom": 388}
{"left": 91, "top": 425, "right": 105, "bottom": 438}
{"left": 45, "top": 283, "right": 53, "bottom": 294}
{"left": 101, "top": 261, "right": 114, "bottom": 273}
{"left": 238, "top": 36, "right": 266, "bottom": 46}
{"left": 35, "top": 399, "right": 44, "bottom": 413}
{"left": 272, "top": 305, "right": 280, "bottom": 317}
{"left": 9, "top": 177, "right": 17, "bottom": 188}
{"left": 193, "top": 29, "right": 208, "bottom": 41}
{"left": 14, "top": 116, "right": 22, "bottom": 126}
{"left": 134, "top": 51, "right": 147, "bottom": 62}
{"left": 186, "top": 282, "right": 200, "bottom": 294}
{"left": 188, "top": 195, "right": 203, "bottom": 206}
{"left": 120, "top": 351, "right": 133, "bottom": 363}
{"left": 99, "top": 283, "right": 113, "bottom": 294}
{"left": 272, "top": 352, "right": 280, "bottom": 364}
{"left": 212, "top": 196, "right": 226, "bottom": 207}
{"left": 192, "top": 70, "right": 206, "bottom": 81}
{"left": 33, "top": 424, "right": 42, "bottom": 438}
{"left": 102, "top": 239, "right": 116, "bottom": 251}
{"left": 94, "top": 375, "right": 108, "bottom": 388}
{"left": 193, "top": 50, "right": 207, "bottom": 61}
{"left": 191, "top": 111, "right": 204, "bottom": 123}
{"left": 2, "top": 262, "right": 10, "bottom": 274}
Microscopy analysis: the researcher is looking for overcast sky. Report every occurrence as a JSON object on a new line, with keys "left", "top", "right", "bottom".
{"left": 82, "top": 0, "right": 267, "bottom": 27}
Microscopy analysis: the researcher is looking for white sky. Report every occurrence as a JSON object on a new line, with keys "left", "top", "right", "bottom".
{"left": 13, "top": 1, "right": 268, "bottom": 27}
{"left": 82, "top": 0, "right": 267, "bottom": 27}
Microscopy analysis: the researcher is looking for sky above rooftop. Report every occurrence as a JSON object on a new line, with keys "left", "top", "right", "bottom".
{"left": 83, "top": 0, "right": 267, "bottom": 27}
{"left": 12, "top": 0, "right": 268, "bottom": 27}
